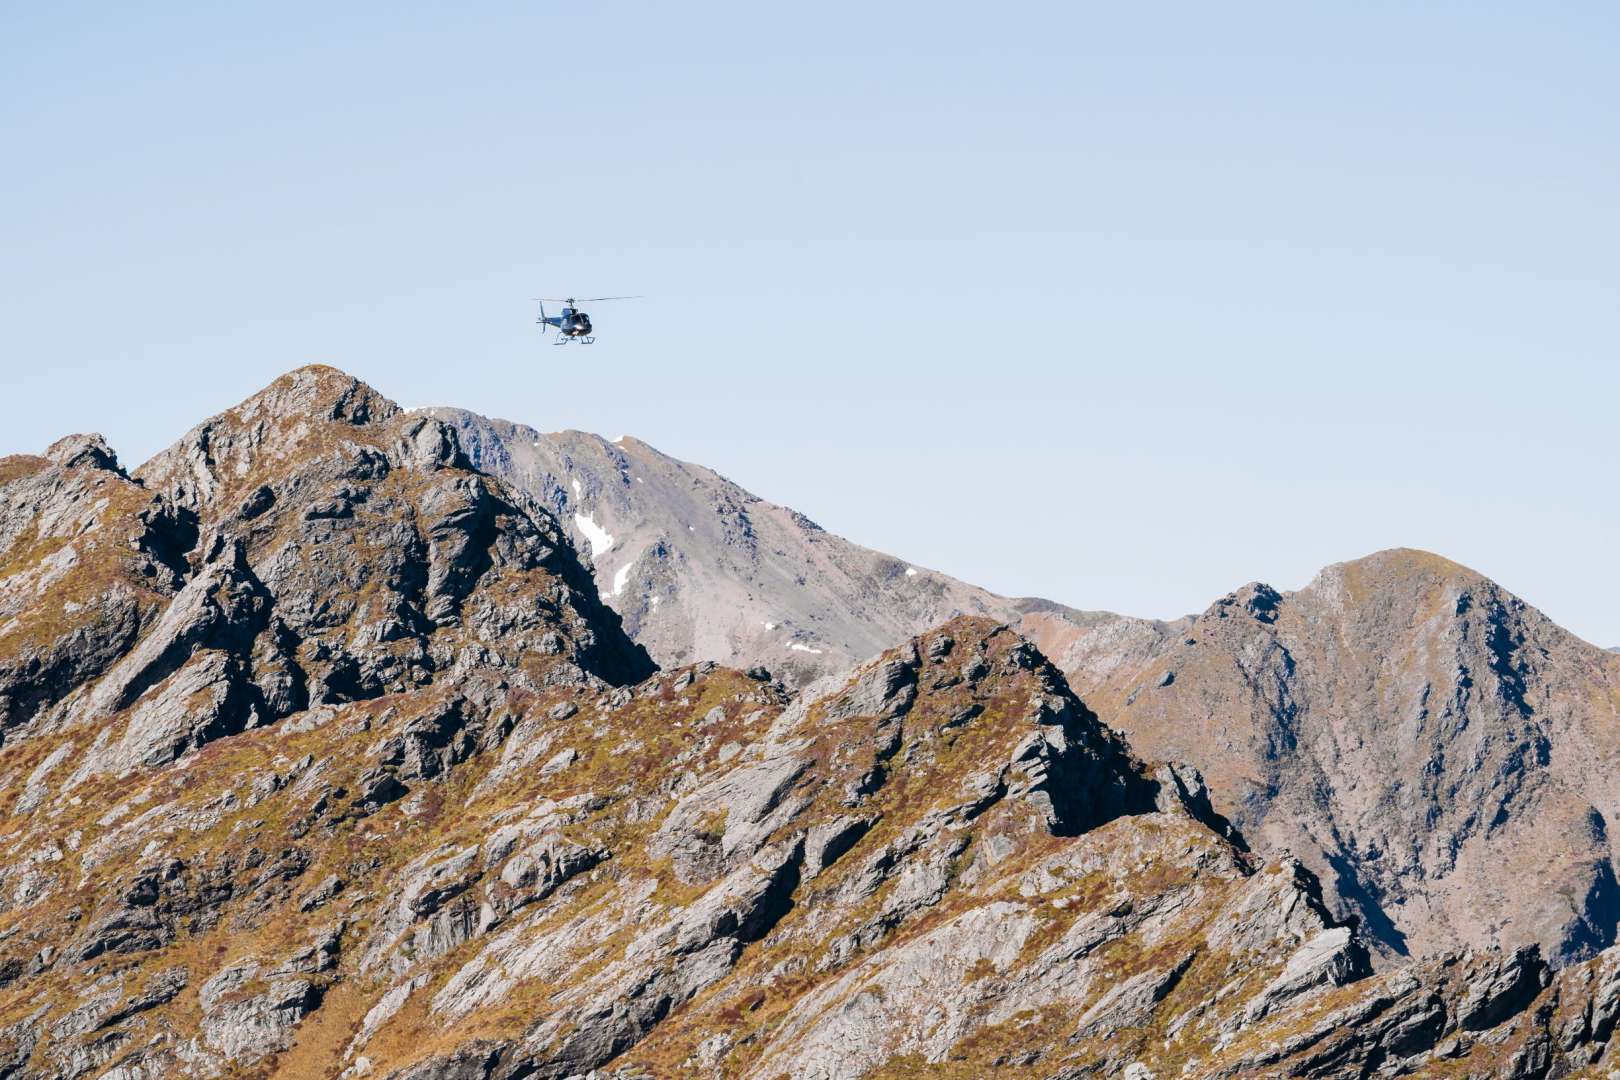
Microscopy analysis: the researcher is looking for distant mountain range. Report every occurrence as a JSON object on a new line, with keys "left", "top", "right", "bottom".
{"left": 1, "top": 365, "right": 1618, "bottom": 1078}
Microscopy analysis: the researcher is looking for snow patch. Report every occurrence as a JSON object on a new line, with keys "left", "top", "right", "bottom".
{"left": 649, "top": 595, "right": 660, "bottom": 607}
{"left": 763, "top": 622, "right": 776, "bottom": 631}
{"left": 610, "top": 559, "right": 635, "bottom": 597}
{"left": 904, "top": 567, "right": 918, "bottom": 577}
{"left": 789, "top": 643, "right": 824, "bottom": 655}
{"left": 571, "top": 478, "right": 582, "bottom": 498}
{"left": 573, "top": 513, "right": 614, "bottom": 560}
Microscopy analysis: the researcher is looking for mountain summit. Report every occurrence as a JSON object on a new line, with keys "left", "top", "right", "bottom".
{"left": 1074, "top": 547, "right": 1620, "bottom": 966}
{"left": 429, "top": 407, "right": 1029, "bottom": 683}
{"left": 0, "top": 365, "right": 651, "bottom": 766}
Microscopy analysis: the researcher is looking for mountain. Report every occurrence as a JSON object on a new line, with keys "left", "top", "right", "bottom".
{"left": 1068, "top": 549, "right": 1620, "bottom": 969}
{"left": 427, "top": 408, "right": 1044, "bottom": 684}
{"left": 430, "top": 409, "right": 1188, "bottom": 692}
{"left": 0, "top": 373, "right": 644, "bottom": 767}
{"left": 0, "top": 366, "right": 1381, "bottom": 1079}
{"left": 428, "top": 408, "right": 1620, "bottom": 971}
{"left": 5, "top": 365, "right": 1620, "bottom": 1078}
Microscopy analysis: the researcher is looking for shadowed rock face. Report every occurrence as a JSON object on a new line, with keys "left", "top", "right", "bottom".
{"left": 0, "top": 438, "right": 195, "bottom": 747}
{"left": 6, "top": 367, "right": 1620, "bottom": 1079}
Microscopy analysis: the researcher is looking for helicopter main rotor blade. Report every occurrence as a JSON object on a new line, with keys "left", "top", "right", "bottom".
{"left": 537, "top": 296, "right": 642, "bottom": 302}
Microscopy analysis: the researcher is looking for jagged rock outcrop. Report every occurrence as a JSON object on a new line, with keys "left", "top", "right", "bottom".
{"left": 0, "top": 438, "right": 194, "bottom": 746}
{"left": 1203, "top": 939, "right": 1620, "bottom": 1078}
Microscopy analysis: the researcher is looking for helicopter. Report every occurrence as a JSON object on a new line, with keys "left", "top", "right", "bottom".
{"left": 534, "top": 296, "right": 638, "bottom": 344}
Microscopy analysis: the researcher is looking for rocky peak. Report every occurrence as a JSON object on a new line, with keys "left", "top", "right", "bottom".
{"left": 231, "top": 363, "right": 398, "bottom": 427}
{"left": 1200, "top": 581, "right": 1284, "bottom": 625}
{"left": 2, "top": 367, "right": 652, "bottom": 773}
{"left": 42, "top": 432, "right": 123, "bottom": 474}
{"left": 1074, "top": 546, "right": 1620, "bottom": 968}
{"left": 135, "top": 365, "right": 413, "bottom": 514}
{"left": 429, "top": 408, "right": 1028, "bottom": 683}
{"left": 1305, "top": 545, "right": 1484, "bottom": 600}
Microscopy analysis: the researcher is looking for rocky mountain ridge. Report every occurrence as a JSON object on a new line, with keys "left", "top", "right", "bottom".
{"left": 0, "top": 366, "right": 1617, "bottom": 1078}
{"left": 430, "top": 411, "right": 1214, "bottom": 706}
{"left": 425, "top": 405, "right": 1620, "bottom": 974}
{"left": 427, "top": 409, "right": 1047, "bottom": 685}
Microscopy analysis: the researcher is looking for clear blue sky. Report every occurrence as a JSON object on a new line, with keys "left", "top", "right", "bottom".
{"left": 4, "top": 3, "right": 1618, "bottom": 642}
